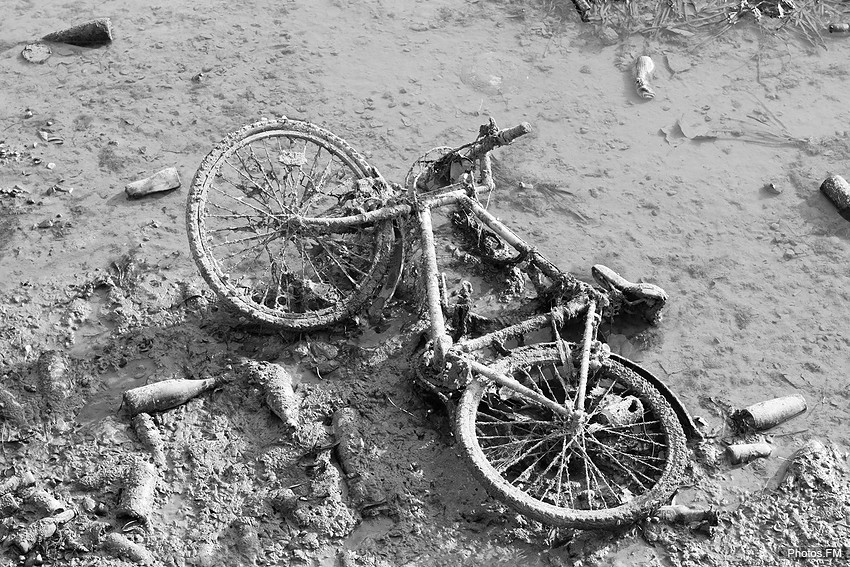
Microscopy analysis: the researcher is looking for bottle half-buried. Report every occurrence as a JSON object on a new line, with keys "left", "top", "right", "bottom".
{"left": 828, "top": 23, "right": 850, "bottom": 32}
{"left": 123, "top": 377, "right": 220, "bottom": 416}
{"left": 820, "top": 174, "right": 850, "bottom": 220}
{"left": 634, "top": 56, "right": 656, "bottom": 100}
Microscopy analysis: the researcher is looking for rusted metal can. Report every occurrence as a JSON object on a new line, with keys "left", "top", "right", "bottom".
{"left": 117, "top": 458, "right": 158, "bottom": 524}
{"left": 734, "top": 394, "right": 807, "bottom": 431}
{"left": 727, "top": 442, "right": 773, "bottom": 464}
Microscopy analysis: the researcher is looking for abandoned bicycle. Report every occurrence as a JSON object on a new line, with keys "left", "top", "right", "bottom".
{"left": 186, "top": 117, "right": 696, "bottom": 529}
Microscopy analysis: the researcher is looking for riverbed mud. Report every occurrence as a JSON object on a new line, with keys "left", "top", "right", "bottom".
{"left": 2, "top": 0, "right": 850, "bottom": 565}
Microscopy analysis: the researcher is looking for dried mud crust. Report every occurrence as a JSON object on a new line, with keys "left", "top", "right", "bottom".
{"left": 455, "top": 343, "right": 687, "bottom": 528}
{"left": 186, "top": 118, "right": 397, "bottom": 331}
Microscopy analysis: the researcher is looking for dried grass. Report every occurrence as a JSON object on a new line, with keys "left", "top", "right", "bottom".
{"left": 570, "top": 0, "right": 850, "bottom": 48}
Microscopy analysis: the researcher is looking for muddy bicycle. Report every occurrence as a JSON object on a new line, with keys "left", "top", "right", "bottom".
{"left": 185, "top": 117, "right": 697, "bottom": 529}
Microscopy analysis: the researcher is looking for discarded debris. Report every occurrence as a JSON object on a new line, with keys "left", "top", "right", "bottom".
{"left": 332, "top": 407, "right": 364, "bottom": 478}
{"left": 763, "top": 181, "right": 783, "bottom": 195}
{"left": 0, "top": 385, "right": 30, "bottom": 430}
{"left": 0, "top": 471, "right": 36, "bottom": 497}
{"left": 243, "top": 360, "right": 300, "bottom": 427}
{"left": 131, "top": 413, "right": 166, "bottom": 466}
{"left": 726, "top": 442, "right": 773, "bottom": 464}
{"left": 733, "top": 394, "right": 807, "bottom": 431}
{"left": 0, "top": 493, "right": 19, "bottom": 518}
{"left": 37, "top": 350, "right": 72, "bottom": 408}
{"left": 654, "top": 504, "right": 719, "bottom": 524}
{"left": 41, "top": 18, "right": 113, "bottom": 47}
{"left": 122, "top": 376, "right": 221, "bottom": 416}
{"left": 21, "top": 43, "right": 51, "bottom": 64}
{"left": 782, "top": 439, "right": 847, "bottom": 492}
{"left": 117, "top": 457, "right": 158, "bottom": 524}
{"left": 820, "top": 175, "right": 850, "bottom": 219}
{"left": 12, "top": 509, "right": 75, "bottom": 553}
{"left": 24, "top": 489, "right": 66, "bottom": 515}
{"left": 634, "top": 56, "right": 656, "bottom": 100}
{"left": 102, "top": 532, "right": 154, "bottom": 565}
{"left": 125, "top": 167, "right": 181, "bottom": 199}
{"left": 828, "top": 23, "right": 850, "bottom": 32}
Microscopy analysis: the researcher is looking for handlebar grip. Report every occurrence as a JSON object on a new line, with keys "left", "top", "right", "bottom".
{"left": 496, "top": 122, "right": 532, "bottom": 145}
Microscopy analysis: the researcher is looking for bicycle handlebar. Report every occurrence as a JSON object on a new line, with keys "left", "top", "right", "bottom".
{"left": 496, "top": 122, "right": 533, "bottom": 145}
{"left": 465, "top": 122, "right": 532, "bottom": 162}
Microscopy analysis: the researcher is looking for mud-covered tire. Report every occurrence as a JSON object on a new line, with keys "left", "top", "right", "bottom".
{"left": 187, "top": 118, "right": 396, "bottom": 330}
{"left": 455, "top": 343, "right": 686, "bottom": 528}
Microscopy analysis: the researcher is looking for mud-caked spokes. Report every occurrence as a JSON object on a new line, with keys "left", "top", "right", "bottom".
{"left": 187, "top": 119, "right": 397, "bottom": 329}
{"left": 456, "top": 344, "right": 686, "bottom": 528}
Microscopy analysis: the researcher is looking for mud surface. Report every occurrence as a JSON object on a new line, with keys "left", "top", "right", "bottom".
{"left": 2, "top": 0, "right": 850, "bottom": 565}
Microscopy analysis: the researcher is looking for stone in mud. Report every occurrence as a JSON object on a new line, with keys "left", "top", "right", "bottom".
{"left": 12, "top": 510, "right": 74, "bottom": 553}
{"left": 782, "top": 439, "right": 848, "bottom": 493}
{"left": 0, "top": 470, "right": 36, "bottom": 497}
{"left": 37, "top": 350, "right": 72, "bottom": 406}
{"left": 125, "top": 167, "right": 180, "bottom": 198}
{"left": 290, "top": 454, "right": 358, "bottom": 538}
{"left": 13, "top": 517, "right": 57, "bottom": 553}
{"left": 103, "top": 532, "right": 155, "bottom": 565}
{"left": 270, "top": 488, "right": 299, "bottom": 516}
{"left": 0, "top": 385, "right": 30, "bottom": 429}
{"left": 0, "top": 493, "right": 20, "bottom": 518}
{"left": 21, "top": 43, "right": 51, "bottom": 64}
{"left": 75, "top": 458, "right": 125, "bottom": 491}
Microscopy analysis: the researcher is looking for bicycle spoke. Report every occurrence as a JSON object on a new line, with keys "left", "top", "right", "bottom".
{"left": 584, "top": 437, "right": 657, "bottom": 489}
{"left": 233, "top": 148, "right": 279, "bottom": 208}
{"left": 223, "top": 154, "right": 281, "bottom": 211}
{"left": 260, "top": 136, "right": 287, "bottom": 208}
{"left": 208, "top": 230, "right": 282, "bottom": 249}
{"left": 576, "top": 440, "right": 625, "bottom": 507}
{"left": 210, "top": 181, "right": 280, "bottom": 222}
{"left": 585, "top": 435, "right": 666, "bottom": 474}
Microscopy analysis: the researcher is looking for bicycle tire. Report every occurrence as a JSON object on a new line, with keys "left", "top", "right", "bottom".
{"left": 455, "top": 343, "right": 686, "bottom": 528}
{"left": 187, "top": 118, "right": 396, "bottom": 330}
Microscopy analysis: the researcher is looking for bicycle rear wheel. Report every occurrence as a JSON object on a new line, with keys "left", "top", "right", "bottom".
{"left": 455, "top": 344, "right": 686, "bottom": 528}
{"left": 187, "top": 118, "right": 397, "bottom": 330}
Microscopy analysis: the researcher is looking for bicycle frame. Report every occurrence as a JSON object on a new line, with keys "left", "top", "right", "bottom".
{"left": 291, "top": 177, "right": 603, "bottom": 420}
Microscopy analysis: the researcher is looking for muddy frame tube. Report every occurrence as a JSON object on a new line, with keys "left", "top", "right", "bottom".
{"left": 410, "top": 190, "right": 592, "bottom": 420}
{"left": 295, "top": 181, "right": 590, "bottom": 417}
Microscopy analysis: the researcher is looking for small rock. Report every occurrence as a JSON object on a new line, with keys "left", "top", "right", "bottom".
{"left": 665, "top": 52, "right": 692, "bottom": 73}
{"left": 763, "top": 182, "right": 782, "bottom": 195}
{"left": 598, "top": 26, "right": 619, "bottom": 45}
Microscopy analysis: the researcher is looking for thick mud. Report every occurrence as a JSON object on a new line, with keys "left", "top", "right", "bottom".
{"left": 2, "top": 0, "right": 850, "bottom": 565}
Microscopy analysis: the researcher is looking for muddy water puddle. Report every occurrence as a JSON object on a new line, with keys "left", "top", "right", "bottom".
{"left": 75, "top": 358, "right": 155, "bottom": 424}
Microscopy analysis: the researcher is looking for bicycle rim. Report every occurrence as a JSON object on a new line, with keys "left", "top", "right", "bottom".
{"left": 187, "top": 119, "right": 396, "bottom": 330}
{"left": 455, "top": 343, "right": 686, "bottom": 528}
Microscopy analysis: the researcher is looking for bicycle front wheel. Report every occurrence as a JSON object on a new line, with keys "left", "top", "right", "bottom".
{"left": 187, "top": 118, "right": 397, "bottom": 330}
{"left": 455, "top": 344, "right": 686, "bottom": 528}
